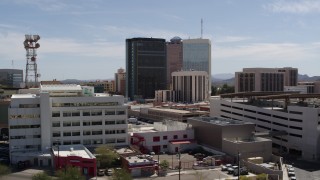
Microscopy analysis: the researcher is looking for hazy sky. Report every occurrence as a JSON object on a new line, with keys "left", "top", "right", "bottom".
{"left": 0, "top": 0, "right": 320, "bottom": 80}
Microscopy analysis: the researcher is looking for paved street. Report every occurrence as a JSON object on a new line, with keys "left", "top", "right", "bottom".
{"left": 283, "top": 156, "right": 320, "bottom": 180}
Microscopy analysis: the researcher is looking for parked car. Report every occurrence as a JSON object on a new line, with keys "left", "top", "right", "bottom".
{"left": 221, "top": 165, "right": 228, "bottom": 171}
{"left": 226, "top": 164, "right": 232, "bottom": 168}
{"left": 288, "top": 167, "right": 295, "bottom": 172}
{"left": 227, "top": 167, "right": 234, "bottom": 174}
{"left": 106, "top": 169, "right": 113, "bottom": 176}
{"left": 97, "top": 169, "right": 105, "bottom": 176}
{"left": 288, "top": 171, "right": 295, "bottom": 177}
{"left": 290, "top": 177, "right": 296, "bottom": 180}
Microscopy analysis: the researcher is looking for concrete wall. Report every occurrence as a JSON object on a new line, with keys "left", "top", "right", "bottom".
{"left": 222, "top": 138, "right": 272, "bottom": 162}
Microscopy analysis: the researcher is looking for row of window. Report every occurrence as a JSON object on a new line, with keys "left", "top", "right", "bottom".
{"left": 10, "top": 135, "right": 41, "bottom": 139}
{"left": 52, "top": 102, "right": 119, "bottom": 107}
{"left": 52, "top": 120, "right": 126, "bottom": 127}
{"left": 19, "top": 104, "right": 40, "bottom": 108}
{"left": 10, "top": 125, "right": 40, "bottom": 129}
{"left": 52, "top": 109, "right": 126, "bottom": 117}
{"left": 53, "top": 138, "right": 127, "bottom": 145}
{"left": 9, "top": 114, "right": 40, "bottom": 119}
{"left": 52, "top": 129, "right": 126, "bottom": 137}
{"left": 152, "top": 134, "right": 187, "bottom": 142}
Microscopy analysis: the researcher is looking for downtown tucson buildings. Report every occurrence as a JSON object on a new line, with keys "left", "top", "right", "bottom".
{"left": 9, "top": 84, "right": 128, "bottom": 165}
{"left": 0, "top": 69, "right": 23, "bottom": 88}
{"left": 126, "top": 38, "right": 167, "bottom": 101}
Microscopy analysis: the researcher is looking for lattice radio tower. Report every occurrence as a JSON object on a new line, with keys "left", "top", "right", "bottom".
{"left": 24, "top": 34, "right": 40, "bottom": 88}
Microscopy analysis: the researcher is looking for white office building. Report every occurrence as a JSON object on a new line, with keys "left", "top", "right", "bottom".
{"left": 211, "top": 94, "right": 320, "bottom": 160}
{"left": 172, "top": 71, "right": 209, "bottom": 102}
{"left": 9, "top": 84, "right": 128, "bottom": 165}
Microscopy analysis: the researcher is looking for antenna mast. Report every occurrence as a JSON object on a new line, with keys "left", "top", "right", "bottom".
{"left": 24, "top": 34, "right": 40, "bottom": 88}
{"left": 201, "top": 18, "right": 203, "bottom": 39}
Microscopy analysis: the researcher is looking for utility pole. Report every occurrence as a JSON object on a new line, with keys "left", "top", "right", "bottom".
{"left": 238, "top": 151, "right": 240, "bottom": 180}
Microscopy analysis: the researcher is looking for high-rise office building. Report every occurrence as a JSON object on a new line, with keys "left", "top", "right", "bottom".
{"left": 126, "top": 38, "right": 167, "bottom": 100}
{"left": 0, "top": 69, "right": 23, "bottom": 88}
{"left": 235, "top": 67, "right": 298, "bottom": 93}
{"left": 166, "top": 37, "right": 183, "bottom": 89}
{"left": 115, "top": 68, "right": 126, "bottom": 95}
{"left": 182, "top": 39, "right": 211, "bottom": 94}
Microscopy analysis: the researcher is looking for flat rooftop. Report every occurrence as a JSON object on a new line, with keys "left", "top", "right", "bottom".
{"left": 148, "top": 107, "right": 192, "bottom": 114}
{"left": 11, "top": 94, "right": 37, "bottom": 99}
{"left": 52, "top": 145, "right": 95, "bottom": 159}
{"left": 125, "top": 155, "right": 154, "bottom": 165}
{"left": 40, "top": 84, "right": 82, "bottom": 92}
{"left": 188, "top": 116, "right": 254, "bottom": 126}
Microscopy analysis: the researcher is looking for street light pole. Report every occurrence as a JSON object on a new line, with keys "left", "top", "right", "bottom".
{"left": 178, "top": 152, "right": 181, "bottom": 180}
{"left": 238, "top": 151, "right": 240, "bottom": 180}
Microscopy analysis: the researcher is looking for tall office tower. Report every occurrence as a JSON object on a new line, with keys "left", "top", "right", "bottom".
{"left": 172, "top": 71, "right": 209, "bottom": 103}
{"left": 166, "top": 37, "right": 183, "bottom": 89}
{"left": 235, "top": 67, "right": 298, "bottom": 93}
{"left": 126, "top": 38, "right": 167, "bottom": 100}
{"left": 0, "top": 69, "right": 23, "bottom": 88}
{"left": 182, "top": 39, "right": 211, "bottom": 95}
{"left": 115, "top": 68, "right": 126, "bottom": 95}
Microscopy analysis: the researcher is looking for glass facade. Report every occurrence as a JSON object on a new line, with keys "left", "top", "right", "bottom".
{"left": 0, "top": 69, "right": 23, "bottom": 88}
{"left": 126, "top": 38, "right": 167, "bottom": 100}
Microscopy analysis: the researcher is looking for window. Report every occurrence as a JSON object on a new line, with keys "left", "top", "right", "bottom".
{"left": 63, "top": 132, "right": 71, "bottom": 136}
{"left": 72, "top": 140, "right": 81, "bottom": 144}
{"left": 117, "top": 138, "right": 126, "bottom": 143}
{"left": 116, "top": 120, "right": 126, "bottom": 124}
{"left": 63, "top": 141, "right": 72, "bottom": 145}
{"left": 116, "top": 110, "right": 125, "bottom": 115}
{"left": 173, "top": 135, "right": 178, "bottom": 139}
{"left": 93, "top": 139, "right": 103, "bottom": 144}
{"left": 92, "top": 121, "right": 102, "bottom": 126}
{"left": 105, "top": 110, "right": 115, "bottom": 115}
{"left": 153, "top": 136, "right": 160, "bottom": 142}
{"left": 52, "top": 132, "right": 60, "bottom": 137}
{"left": 117, "top": 129, "right": 126, "bottom": 134}
{"left": 83, "top": 110, "right": 90, "bottom": 116}
{"left": 63, "top": 112, "right": 72, "bottom": 117}
{"left": 289, "top": 111, "right": 303, "bottom": 115}
{"left": 83, "top": 121, "right": 90, "bottom": 126}
{"left": 83, "top": 140, "right": 91, "bottom": 145}
{"left": 72, "top": 131, "right": 80, "bottom": 136}
{"left": 83, "top": 131, "right": 91, "bottom": 136}
{"left": 52, "top": 122, "right": 60, "bottom": 127}
{"left": 163, "top": 136, "right": 167, "bottom": 140}
{"left": 105, "top": 120, "right": 115, "bottom": 125}
{"left": 72, "top": 122, "right": 80, "bottom": 126}
{"left": 106, "top": 138, "right": 115, "bottom": 144}
{"left": 72, "top": 111, "right": 80, "bottom": 116}
{"left": 63, "top": 122, "right": 71, "bottom": 127}
{"left": 105, "top": 130, "right": 115, "bottom": 134}
{"left": 163, "top": 145, "right": 167, "bottom": 148}
{"left": 52, "top": 111, "right": 60, "bottom": 117}
{"left": 183, "top": 134, "right": 188, "bottom": 138}
{"left": 92, "top": 130, "right": 103, "bottom": 135}
{"left": 91, "top": 110, "right": 102, "bottom": 116}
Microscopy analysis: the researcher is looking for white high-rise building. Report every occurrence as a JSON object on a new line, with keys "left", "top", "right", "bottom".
{"left": 172, "top": 71, "right": 209, "bottom": 102}
{"left": 9, "top": 84, "right": 128, "bottom": 165}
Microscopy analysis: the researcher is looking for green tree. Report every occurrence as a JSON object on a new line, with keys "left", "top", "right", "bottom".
{"left": 0, "top": 164, "right": 10, "bottom": 177}
{"left": 240, "top": 175, "right": 250, "bottom": 180}
{"left": 159, "top": 160, "right": 169, "bottom": 170}
{"left": 256, "top": 173, "right": 268, "bottom": 180}
{"left": 112, "top": 168, "right": 132, "bottom": 180}
{"left": 55, "top": 166, "right": 85, "bottom": 180}
{"left": 32, "top": 172, "right": 52, "bottom": 180}
{"left": 95, "top": 145, "right": 119, "bottom": 168}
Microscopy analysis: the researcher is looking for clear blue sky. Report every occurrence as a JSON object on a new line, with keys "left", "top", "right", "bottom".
{"left": 0, "top": 0, "right": 320, "bottom": 80}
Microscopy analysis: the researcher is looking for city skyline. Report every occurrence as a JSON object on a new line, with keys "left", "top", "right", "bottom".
{"left": 1, "top": 0, "right": 320, "bottom": 80}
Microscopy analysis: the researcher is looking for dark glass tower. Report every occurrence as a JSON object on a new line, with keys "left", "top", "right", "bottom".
{"left": 126, "top": 38, "right": 167, "bottom": 100}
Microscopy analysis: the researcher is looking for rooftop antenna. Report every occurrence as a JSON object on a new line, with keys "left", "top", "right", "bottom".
{"left": 11, "top": 60, "right": 14, "bottom": 69}
{"left": 201, "top": 18, "right": 203, "bottom": 39}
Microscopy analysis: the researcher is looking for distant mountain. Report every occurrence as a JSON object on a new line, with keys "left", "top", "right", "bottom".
{"left": 298, "top": 74, "right": 320, "bottom": 82}
{"left": 212, "top": 73, "right": 234, "bottom": 80}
